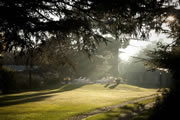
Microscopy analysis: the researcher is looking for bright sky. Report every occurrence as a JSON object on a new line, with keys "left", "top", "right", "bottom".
{"left": 119, "top": 40, "right": 149, "bottom": 61}
{"left": 119, "top": 15, "right": 176, "bottom": 62}
{"left": 118, "top": 31, "right": 173, "bottom": 62}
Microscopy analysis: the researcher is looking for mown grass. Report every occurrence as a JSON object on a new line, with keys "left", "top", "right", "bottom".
{"left": 86, "top": 97, "right": 157, "bottom": 120}
{"left": 0, "top": 84, "right": 157, "bottom": 120}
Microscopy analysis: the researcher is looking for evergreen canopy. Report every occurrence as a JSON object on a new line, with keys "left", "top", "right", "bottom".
{"left": 0, "top": 0, "right": 177, "bottom": 53}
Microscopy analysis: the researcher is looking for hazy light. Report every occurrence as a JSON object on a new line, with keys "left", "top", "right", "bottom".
{"left": 166, "top": 16, "right": 175, "bottom": 22}
{"left": 119, "top": 52, "right": 130, "bottom": 61}
{"left": 118, "top": 31, "right": 174, "bottom": 62}
{"left": 119, "top": 47, "right": 138, "bottom": 61}
{"left": 103, "top": 34, "right": 114, "bottom": 38}
{"left": 119, "top": 41, "right": 147, "bottom": 62}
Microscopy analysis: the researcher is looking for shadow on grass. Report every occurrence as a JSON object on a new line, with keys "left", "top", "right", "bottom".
{"left": 109, "top": 83, "right": 120, "bottom": 89}
{"left": 99, "top": 103, "right": 150, "bottom": 120}
{"left": 104, "top": 83, "right": 110, "bottom": 88}
{"left": 0, "top": 84, "right": 85, "bottom": 107}
{"left": 104, "top": 82, "right": 120, "bottom": 89}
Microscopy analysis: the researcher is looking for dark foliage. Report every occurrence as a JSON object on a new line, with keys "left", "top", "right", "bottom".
{"left": 0, "top": 68, "right": 16, "bottom": 94}
{"left": 149, "top": 88, "right": 180, "bottom": 120}
{"left": 0, "top": 0, "right": 173, "bottom": 54}
{"left": 144, "top": 2, "right": 180, "bottom": 118}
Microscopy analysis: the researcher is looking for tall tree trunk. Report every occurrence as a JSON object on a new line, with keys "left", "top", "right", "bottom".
{"left": 29, "top": 55, "right": 33, "bottom": 89}
{"left": 27, "top": 50, "right": 33, "bottom": 89}
{"left": 29, "top": 66, "right": 32, "bottom": 89}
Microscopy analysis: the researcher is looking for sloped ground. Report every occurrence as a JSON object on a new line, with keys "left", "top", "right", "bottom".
{"left": 85, "top": 95, "right": 158, "bottom": 120}
{"left": 0, "top": 84, "right": 157, "bottom": 120}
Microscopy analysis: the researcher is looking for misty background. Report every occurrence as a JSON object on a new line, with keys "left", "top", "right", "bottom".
{"left": 1, "top": 31, "right": 173, "bottom": 90}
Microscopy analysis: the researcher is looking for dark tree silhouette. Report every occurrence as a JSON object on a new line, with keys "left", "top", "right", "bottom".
{"left": 144, "top": 4, "right": 180, "bottom": 119}
{"left": 0, "top": 0, "right": 174, "bottom": 54}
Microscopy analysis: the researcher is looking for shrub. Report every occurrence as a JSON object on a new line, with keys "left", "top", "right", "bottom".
{"left": 0, "top": 67, "right": 16, "bottom": 94}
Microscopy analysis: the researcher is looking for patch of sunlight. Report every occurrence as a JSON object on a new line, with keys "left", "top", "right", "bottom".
{"left": 166, "top": 16, "right": 175, "bottom": 22}
{"left": 0, "top": 84, "right": 157, "bottom": 120}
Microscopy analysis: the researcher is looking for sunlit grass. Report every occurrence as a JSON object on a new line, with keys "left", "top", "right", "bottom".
{"left": 0, "top": 84, "right": 157, "bottom": 120}
{"left": 86, "top": 97, "right": 157, "bottom": 120}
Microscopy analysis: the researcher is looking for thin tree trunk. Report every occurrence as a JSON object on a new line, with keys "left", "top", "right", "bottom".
{"left": 29, "top": 67, "right": 32, "bottom": 89}
{"left": 27, "top": 50, "right": 33, "bottom": 89}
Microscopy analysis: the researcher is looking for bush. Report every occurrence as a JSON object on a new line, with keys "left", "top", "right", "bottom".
{"left": 0, "top": 67, "right": 16, "bottom": 94}
{"left": 149, "top": 89, "right": 180, "bottom": 120}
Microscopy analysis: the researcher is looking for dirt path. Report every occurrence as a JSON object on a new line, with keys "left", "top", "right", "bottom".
{"left": 68, "top": 94, "right": 159, "bottom": 120}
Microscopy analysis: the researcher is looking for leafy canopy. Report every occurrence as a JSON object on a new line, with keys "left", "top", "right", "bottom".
{"left": 0, "top": 0, "right": 176, "bottom": 54}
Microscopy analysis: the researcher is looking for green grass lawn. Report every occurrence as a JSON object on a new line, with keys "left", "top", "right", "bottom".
{"left": 0, "top": 84, "right": 157, "bottom": 120}
{"left": 86, "top": 96, "right": 157, "bottom": 120}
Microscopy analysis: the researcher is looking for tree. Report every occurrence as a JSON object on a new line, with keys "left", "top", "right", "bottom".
{"left": 38, "top": 33, "right": 78, "bottom": 82}
{"left": 1, "top": 1, "right": 176, "bottom": 84}
{"left": 0, "top": 0, "right": 174, "bottom": 55}
{"left": 143, "top": 4, "right": 180, "bottom": 119}
{"left": 0, "top": 33, "right": 5, "bottom": 68}
{"left": 144, "top": 38, "right": 180, "bottom": 120}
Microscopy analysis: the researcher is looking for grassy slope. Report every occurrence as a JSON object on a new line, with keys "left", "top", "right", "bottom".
{"left": 0, "top": 84, "right": 157, "bottom": 120}
{"left": 86, "top": 97, "right": 157, "bottom": 120}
